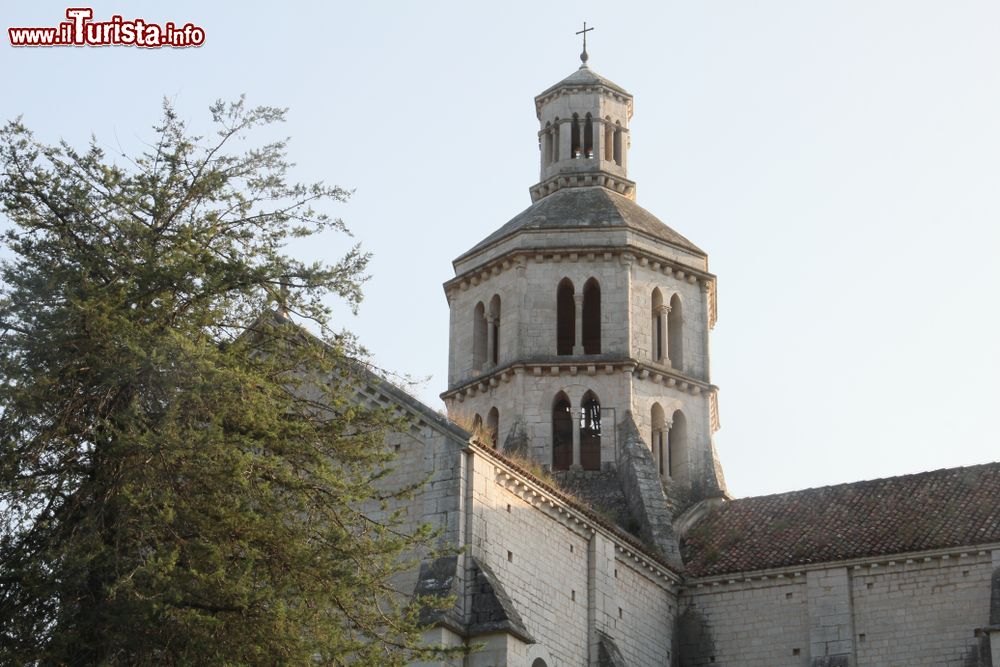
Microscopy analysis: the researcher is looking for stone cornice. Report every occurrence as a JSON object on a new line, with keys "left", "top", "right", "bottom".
{"left": 440, "top": 357, "right": 716, "bottom": 402}
{"left": 534, "top": 84, "right": 633, "bottom": 119}
{"left": 529, "top": 173, "right": 636, "bottom": 202}
{"left": 680, "top": 543, "right": 999, "bottom": 591}
{"left": 352, "top": 381, "right": 467, "bottom": 441}
{"left": 444, "top": 244, "right": 717, "bottom": 328}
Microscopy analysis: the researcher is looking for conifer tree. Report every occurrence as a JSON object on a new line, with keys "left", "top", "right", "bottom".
{"left": 0, "top": 99, "right": 449, "bottom": 665}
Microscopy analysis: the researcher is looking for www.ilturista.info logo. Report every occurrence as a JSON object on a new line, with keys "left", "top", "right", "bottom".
{"left": 9, "top": 8, "right": 205, "bottom": 48}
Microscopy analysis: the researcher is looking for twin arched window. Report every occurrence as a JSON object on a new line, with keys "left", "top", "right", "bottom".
{"left": 650, "top": 289, "right": 684, "bottom": 371}
{"left": 472, "top": 296, "right": 501, "bottom": 371}
{"left": 552, "top": 390, "right": 602, "bottom": 471}
{"left": 569, "top": 113, "right": 595, "bottom": 159}
{"left": 557, "top": 278, "right": 601, "bottom": 356}
{"left": 601, "top": 118, "right": 623, "bottom": 166}
{"left": 650, "top": 403, "right": 687, "bottom": 482}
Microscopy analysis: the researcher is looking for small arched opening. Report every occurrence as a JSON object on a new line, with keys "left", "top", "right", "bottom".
{"left": 651, "top": 288, "right": 664, "bottom": 362}
{"left": 489, "top": 294, "right": 501, "bottom": 367}
{"left": 651, "top": 403, "right": 666, "bottom": 476}
{"left": 532, "top": 660, "right": 548, "bottom": 667}
{"left": 543, "top": 122, "right": 553, "bottom": 165}
{"left": 473, "top": 302, "right": 487, "bottom": 371}
{"left": 472, "top": 413, "right": 483, "bottom": 440}
{"left": 582, "top": 278, "right": 601, "bottom": 355}
{"left": 584, "top": 113, "right": 594, "bottom": 158}
{"left": 557, "top": 278, "right": 575, "bottom": 356}
{"left": 604, "top": 117, "right": 614, "bottom": 161}
{"left": 580, "top": 391, "right": 602, "bottom": 471}
{"left": 486, "top": 407, "right": 499, "bottom": 449}
{"left": 668, "top": 293, "right": 683, "bottom": 371}
{"left": 552, "top": 392, "right": 573, "bottom": 471}
{"left": 668, "top": 410, "right": 688, "bottom": 483}
{"left": 613, "top": 122, "right": 623, "bottom": 166}
{"left": 553, "top": 119, "right": 560, "bottom": 162}
{"left": 571, "top": 113, "right": 581, "bottom": 158}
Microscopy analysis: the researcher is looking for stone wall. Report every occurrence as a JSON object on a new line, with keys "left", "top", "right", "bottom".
{"left": 369, "top": 424, "right": 466, "bottom": 602}
{"left": 679, "top": 575, "right": 810, "bottom": 666}
{"left": 613, "top": 554, "right": 677, "bottom": 666}
{"left": 466, "top": 451, "right": 679, "bottom": 666}
{"left": 678, "top": 550, "right": 996, "bottom": 667}
{"left": 851, "top": 553, "right": 993, "bottom": 666}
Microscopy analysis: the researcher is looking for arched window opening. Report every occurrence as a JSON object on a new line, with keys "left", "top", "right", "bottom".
{"left": 668, "top": 410, "right": 688, "bottom": 482}
{"left": 553, "top": 119, "right": 560, "bottom": 162}
{"left": 544, "top": 123, "right": 553, "bottom": 165}
{"left": 532, "top": 660, "right": 548, "bottom": 667}
{"left": 571, "top": 114, "right": 581, "bottom": 158}
{"left": 651, "top": 288, "right": 664, "bottom": 362}
{"left": 584, "top": 113, "right": 594, "bottom": 158}
{"left": 613, "top": 122, "right": 623, "bottom": 166}
{"left": 552, "top": 393, "right": 573, "bottom": 471}
{"left": 651, "top": 403, "right": 666, "bottom": 476}
{"left": 668, "top": 294, "right": 683, "bottom": 371}
{"left": 489, "top": 295, "right": 501, "bottom": 367}
{"left": 580, "top": 391, "right": 602, "bottom": 471}
{"left": 472, "top": 413, "right": 483, "bottom": 440}
{"left": 604, "top": 117, "right": 614, "bottom": 161}
{"left": 557, "top": 279, "right": 575, "bottom": 356}
{"left": 473, "top": 302, "right": 487, "bottom": 371}
{"left": 486, "top": 407, "right": 499, "bottom": 449}
{"left": 582, "top": 278, "right": 601, "bottom": 355}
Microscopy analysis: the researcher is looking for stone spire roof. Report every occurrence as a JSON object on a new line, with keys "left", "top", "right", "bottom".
{"left": 533, "top": 63, "right": 632, "bottom": 117}
{"left": 455, "top": 186, "right": 705, "bottom": 264}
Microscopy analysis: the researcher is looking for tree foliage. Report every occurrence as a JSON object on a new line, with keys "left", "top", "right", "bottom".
{"left": 0, "top": 99, "right": 449, "bottom": 665}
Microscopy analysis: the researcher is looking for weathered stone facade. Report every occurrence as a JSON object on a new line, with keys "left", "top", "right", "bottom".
{"left": 342, "top": 53, "right": 1000, "bottom": 667}
{"left": 442, "top": 58, "right": 726, "bottom": 511}
{"left": 678, "top": 552, "right": 996, "bottom": 667}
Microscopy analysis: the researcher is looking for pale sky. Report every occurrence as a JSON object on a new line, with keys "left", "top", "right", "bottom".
{"left": 3, "top": 1, "right": 998, "bottom": 499}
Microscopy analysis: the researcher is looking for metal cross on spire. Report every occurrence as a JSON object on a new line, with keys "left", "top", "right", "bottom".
{"left": 576, "top": 21, "right": 593, "bottom": 65}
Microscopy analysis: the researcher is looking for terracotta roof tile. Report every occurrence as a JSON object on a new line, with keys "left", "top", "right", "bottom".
{"left": 681, "top": 462, "right": 1000, "bottom": 578}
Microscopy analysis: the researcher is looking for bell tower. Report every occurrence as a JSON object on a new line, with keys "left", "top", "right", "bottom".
{"left": 441, "top": 47, "right": 727, "bottom": 512}
{"left": 532, "top": 40, "right": 635, "bottom": 203}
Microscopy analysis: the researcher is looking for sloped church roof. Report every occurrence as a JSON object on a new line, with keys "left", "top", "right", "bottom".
{"left": 681, "top": 462, "right": 1000, "bottom": 577}
{"left": 457, "top": 186, "right": 706, "bottom": 262}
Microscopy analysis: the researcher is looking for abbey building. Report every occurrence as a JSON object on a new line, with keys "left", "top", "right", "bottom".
{"left": 351, "top": 51, "right": 1000, "bottom": 667}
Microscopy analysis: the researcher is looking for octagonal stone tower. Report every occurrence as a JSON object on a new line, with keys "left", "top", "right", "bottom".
{"left": 442, "top": 55, "right": 726, "bottom": 508}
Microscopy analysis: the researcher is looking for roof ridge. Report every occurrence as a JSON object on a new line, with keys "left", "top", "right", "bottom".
{"left": 732, "top": 460, "right": 1000, "bottom": 503}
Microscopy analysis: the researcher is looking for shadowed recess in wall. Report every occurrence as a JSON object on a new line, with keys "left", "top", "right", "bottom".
{"left": 468, "top": 558, "right": 534, "bottom": 643}
{"left": 596, "top": 630, "right": 627, "bottom": 667}
{"left": 676, "top": 606, "right": 714, "bottom": 667}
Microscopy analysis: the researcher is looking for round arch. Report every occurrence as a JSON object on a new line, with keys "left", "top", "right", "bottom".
{"left": 582, "top": 277, "right": 601, "bottom": 354}
{"left": 580, "top": 390, "right": 602, "bottom": 471}
{"left": 552, "top": 391, "right": 573, "bottom": 470}
{"left": 668, "top": 293, "right": 683, "bottom": 371}
{"left": 486, "top": 407, "right": 499, "bottom": 449}
{"left": 651, "top": 402, "right": 666, "bottom": 476}
{"left": 556, "top": 278, "right": 575, "bottom": 355}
